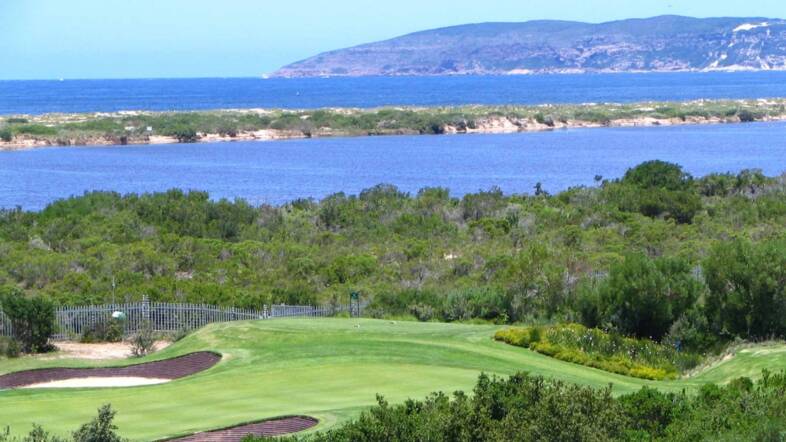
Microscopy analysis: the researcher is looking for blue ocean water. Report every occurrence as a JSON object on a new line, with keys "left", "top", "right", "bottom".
{"left": 3, "top": 72, "right": 786, "bottom": 115}
{"left": 2, "top": 122, "right": 785, "bottom": 210}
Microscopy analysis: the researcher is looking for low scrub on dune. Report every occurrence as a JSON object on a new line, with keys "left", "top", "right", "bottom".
{"left": 261, "top": 370, "right": 786, "bottom": 442}
{"left": 495, "top": 324, "right": 701, "bottom": 380}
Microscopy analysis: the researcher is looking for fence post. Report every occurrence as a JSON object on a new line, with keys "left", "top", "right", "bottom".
{"left": 142, "top": 295, "right": 150, "bottom": 326}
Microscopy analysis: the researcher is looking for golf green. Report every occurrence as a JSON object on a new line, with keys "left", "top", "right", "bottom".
{"left": 1, "top": 319, "right": 784, "bottom": 440}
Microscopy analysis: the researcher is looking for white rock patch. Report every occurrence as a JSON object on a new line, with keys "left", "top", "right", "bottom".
{"left": 733, "top": 22, "right": 769, "bottom": 33}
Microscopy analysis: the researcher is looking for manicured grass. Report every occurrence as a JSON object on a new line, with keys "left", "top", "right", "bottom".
{"left": 0, "top": 319, "right": 784, "bottom": 440}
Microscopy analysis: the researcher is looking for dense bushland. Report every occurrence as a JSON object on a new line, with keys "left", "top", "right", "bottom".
{"left": 256, "top": 371, "right": 786, "bottom": 442}
{"left": 494, "top": 324, "right": 701, "bottom": 380}
{"left": 1, "top": 162, "right": 785, "bottom": 355}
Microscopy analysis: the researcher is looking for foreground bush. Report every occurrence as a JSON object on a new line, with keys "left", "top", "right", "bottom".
{"left": 255, "top": 371, "right": 786, "bottom": 442}
{"left": 0, "top": 336, "right": 20, "bottom": 358}
{"left": 494, "top": 324, "right": 700, "bottom": 380}
{"left": 0, "top": 287, "right": 55, "bottom": 353}
{"left": 0, "top": 404, "right": 124, "bottom": 442}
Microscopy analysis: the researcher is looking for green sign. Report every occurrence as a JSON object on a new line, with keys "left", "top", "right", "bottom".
{"left": 350, "top": 292, "right": 359, "bottom": 301}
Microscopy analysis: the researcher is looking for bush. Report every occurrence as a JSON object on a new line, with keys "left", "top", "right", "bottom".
{"left": 703, "top": 239, "right": 786, "bottom": 340}
{"left": 162, "top": 124, "right": 198, "bottom": 142}
{"left": 0, "top": 336, "right": 20, "bottom": 358}
{"left": 80, "top": 318, "right": 123, "bottom": 343}
{"left": 495, "top": 323, "right": 700, "bottom": 380}
{"left": 130, "top": 320, "right": 156, "bottom": 357}
{"left": 0, "top": 287, "right": 55, "bottom": 353}
{"left": 589, "top": 254, "right": 702, "bottom": 340}
{"left": 72, "top": 404, "right": 125, "bottom": 442}
{"left": 611, "top": 160, "right": 702, "bottom": 223}
{"left": 622, "top": 160, "right": 693, "bottom": 191}
{"left": 0, "top": 128, "right": 12, "bottom": 142}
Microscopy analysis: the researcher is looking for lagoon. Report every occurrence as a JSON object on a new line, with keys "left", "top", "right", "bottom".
{"left": 2, "top": 122, "right": 785, "bottom": 210}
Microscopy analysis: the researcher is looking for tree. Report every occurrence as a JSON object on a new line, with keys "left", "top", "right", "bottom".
{"left": 621, "top": 160, "right": 692, "bottom": 191}
{"left": 593, "top": 254, "right": 702, "bottom": 340}
{"left": 610, "top": 161, "right": 702, "bottom": 223}
{"left": 0, "top": 287, "right": 55, "bottom": 353}
{"left": 703, "top": 239, "right": 786, "bottom": 339}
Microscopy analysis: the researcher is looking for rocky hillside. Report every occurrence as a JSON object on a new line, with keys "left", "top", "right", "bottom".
{"left": 273, "top": 15, "right": 786, "bottom": 77}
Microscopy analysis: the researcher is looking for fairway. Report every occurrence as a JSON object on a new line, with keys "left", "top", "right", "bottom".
{"left": 1, "top": 318, "right": 784, "bottom": 440}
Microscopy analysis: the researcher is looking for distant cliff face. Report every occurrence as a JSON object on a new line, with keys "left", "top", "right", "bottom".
{"left": 273, "top": 16, "right": 786, "bottom": 77}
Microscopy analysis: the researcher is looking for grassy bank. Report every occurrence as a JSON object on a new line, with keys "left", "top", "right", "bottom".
{"left": 1, "top": 319, "right": 785, "bottom": 440}
{"left": 1, "top": 98, "right": 786, "bottom": 148}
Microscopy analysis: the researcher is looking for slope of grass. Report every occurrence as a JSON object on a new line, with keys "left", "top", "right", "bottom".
{"left": 0, "top": 319, "right": 783, "bottom": 441}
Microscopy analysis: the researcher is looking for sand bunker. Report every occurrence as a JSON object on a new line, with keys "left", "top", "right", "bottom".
{"left": 0, "top": 352, "right": 221, "bottom": 390}
{"left": 22, "top": 376, "right": 170, "bottom": 389}
{"left": 170, "top": 416, "right": 319, "bottom": 441}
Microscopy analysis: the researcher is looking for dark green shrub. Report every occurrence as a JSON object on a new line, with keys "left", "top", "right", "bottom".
{"left": 704, "top": 239, "right": 786, "bottom": 340}
{"left": 164, "top": 124, "right": 198, "bottom": 142}
{"left": 0, "top": 287, "right": 55, "bottom": 353}
{"left": 0, "top": 128, "right": 12, "bottom": 142}
{"left": 737, "top": 109, "right": 759, "bottom": 123}
{"left": 621, "top": 160, "right": 693, "bottom": 191}
{"left": 593, "top": 254, "right": 702, "bottom": 340}
{"left": 72, "top": 404, "right": 125, "bottom": 442}
{"left": 80, "top": 318, "right": 123, "bottom": 343}
{"left": 0, "top": 336, "right": 20, "bottom": 358}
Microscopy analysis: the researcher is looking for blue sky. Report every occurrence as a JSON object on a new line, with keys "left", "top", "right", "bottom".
{"left": 2, "top": 0, "right": 784, "bottom": 79}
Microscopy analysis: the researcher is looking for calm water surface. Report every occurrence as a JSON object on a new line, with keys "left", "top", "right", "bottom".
{"left": 2, "top": 122, "right": 785, "bottom": 210}
{"left": 3, "top": 72, "right": 786, "bottom": 114}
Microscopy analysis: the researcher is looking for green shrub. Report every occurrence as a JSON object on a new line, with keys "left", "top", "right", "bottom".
{"left": 80, "top": 318, "right": 123, "bottom": 343}
{"left": 703, "top": 239, "right": 786, "bottom": 340}
{"left": 0, "top": 287, "right": 55, "bottom": 353}
{"left": 737, "top": 109, "right": 760, "bottom": 123}
{"left": 0, "top": 128, "right": 12, "bottom": 142}
{"left": 592, "top": 254, "right": 702, "bottom": 340}
{"left": 130, "top": 320, "right": 156, "bottom": 357}
{"left": 72, "top": 404, "right": 125, "bottom": 442}
{"left": 0, "top": 336, "right": 20, "bottom": 358}
{"left": 163, "top": 124, "right": 198, "bottom": 142}
{"left": 13, "top": 124, "right": 57, "bottom": 136}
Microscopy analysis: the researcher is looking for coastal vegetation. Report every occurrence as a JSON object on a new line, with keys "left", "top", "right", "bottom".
{"left": 2, "top": 161, "right": 786, "bottom": 439}
{"left": 264, "top": 370, "right": 786, "bottom": 442}
{"left": 1, "top": 99, "right": 786, "bottom": 148}
{"left": 0, "top": 161, "right": 784, "bottom": 357}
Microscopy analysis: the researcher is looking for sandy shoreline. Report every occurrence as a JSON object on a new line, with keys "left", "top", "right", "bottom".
{"left": 2, "top": 101, "right": 786, "bottom": 151}
{"left": 2, "top": 114, "right": 785, "bottom": 152}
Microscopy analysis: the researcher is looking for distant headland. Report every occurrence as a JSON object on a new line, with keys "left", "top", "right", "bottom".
{"left": 272, "top": 15, "right": 786, "bottom": 78}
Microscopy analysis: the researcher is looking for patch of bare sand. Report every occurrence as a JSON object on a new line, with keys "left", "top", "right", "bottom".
{"left": 21, "top": 377, "right": 170, "bottom": 389}
{"left": 44, "top": 341, "right": 171, "bottom": 360}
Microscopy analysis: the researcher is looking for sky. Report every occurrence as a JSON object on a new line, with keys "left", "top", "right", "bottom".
{"left": 1, "top": 0, "right": 785, "bottom": 80}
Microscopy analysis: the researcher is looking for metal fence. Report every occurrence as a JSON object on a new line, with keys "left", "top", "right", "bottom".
{"left": 0, "top": 297, "right": 364, "bottom": 341}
